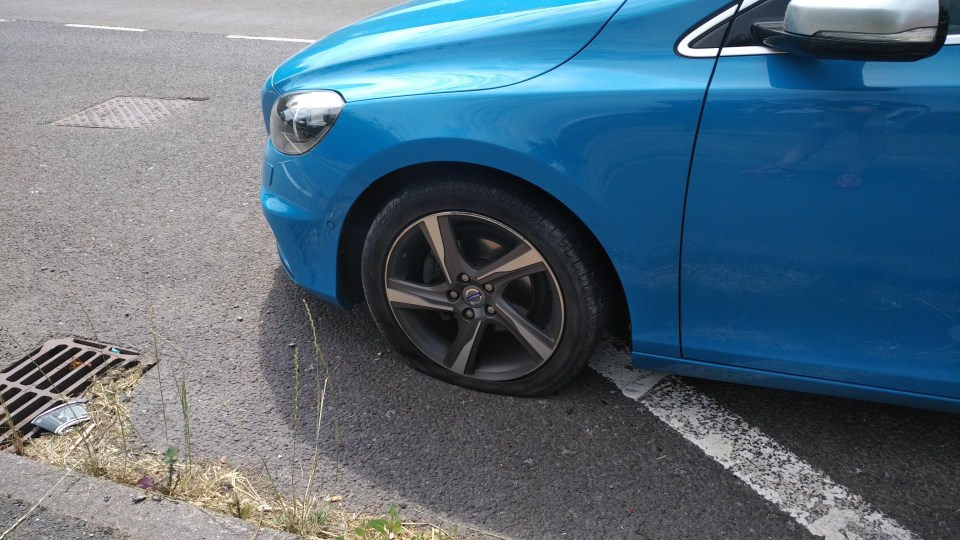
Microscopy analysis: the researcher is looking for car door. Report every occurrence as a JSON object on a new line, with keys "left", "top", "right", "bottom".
{"left": 679, "top": 0, "right": 960, "bottom": 398}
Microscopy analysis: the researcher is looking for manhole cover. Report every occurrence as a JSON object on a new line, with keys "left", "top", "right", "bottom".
{"left": 0, "top": 338, "right": 142, "bottom": 445}
{"left": 52, "top": 96, "right": 203, "bottom": 129}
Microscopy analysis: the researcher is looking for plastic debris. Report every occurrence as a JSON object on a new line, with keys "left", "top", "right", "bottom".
{"left": 30, "top": 400, "right": 90, "bottom": 434}
{"left": 136, "top": 476, "right": 161, "bottom": 491}
{"left": 110, "top": 347, "right": 121, "bottom": 354}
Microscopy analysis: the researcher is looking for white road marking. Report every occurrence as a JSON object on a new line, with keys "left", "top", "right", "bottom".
{"left": 588, "top": 341, "right": 667, "bottom": 399}
{"left": 589, "top": 344, "right": 920, "bottom": 540}
{"left": 226, "top": 35, "right": 314, "bottom": 43}
{"left": 7, "top": 21, "right": 315, "bottom": 44}
{"left": 64, "top": 24, "right": 146, "bottom": 32}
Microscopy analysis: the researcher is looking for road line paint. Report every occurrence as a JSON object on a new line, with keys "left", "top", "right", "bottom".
{"left": 64, "top": 24, "right": 146, "bottom": 32}
{"left": 596, "top": 366, "right": 920, "bottom": 540}
{"left": 588, "top": 341, "right": 667, "bottom": 399}
{"left": 226, "top": 35, "right": 314, "bottom": 43}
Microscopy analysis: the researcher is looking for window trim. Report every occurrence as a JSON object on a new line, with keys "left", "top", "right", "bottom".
{"left": 677, "top": 0, "right": 959, "bottom": 59}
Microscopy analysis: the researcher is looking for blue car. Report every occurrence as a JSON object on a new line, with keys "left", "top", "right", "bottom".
{"left": 261, "top": 0, "right": 960, "bottom": 412}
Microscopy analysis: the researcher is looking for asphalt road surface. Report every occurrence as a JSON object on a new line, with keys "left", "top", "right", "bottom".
{"left": 1, "top": 2, "right": 959, "bottom": 539}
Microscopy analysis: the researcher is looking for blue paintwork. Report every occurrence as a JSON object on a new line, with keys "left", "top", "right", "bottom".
{"left": 270, "top": 0, "right": 626, "bottom": 102}
{"left": 681, "top": 48, "right": 960, "bottom": 401}
{"left": 260, "top": 144, "right": 369, "bottom": 304}
{"left": 634, "top": 352, "right": 960, "bottom": 412}
{"left": 261, "top": 0, "right": 960, "bottom": 412}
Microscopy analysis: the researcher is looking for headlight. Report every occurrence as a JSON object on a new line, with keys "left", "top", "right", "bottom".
{"left": 269, "top": 91, "right": 344, "bottom": 155}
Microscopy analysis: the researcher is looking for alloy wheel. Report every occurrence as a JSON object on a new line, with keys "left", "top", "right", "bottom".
{"left": 383, "top": 211, "right": 565, "bottom": 381}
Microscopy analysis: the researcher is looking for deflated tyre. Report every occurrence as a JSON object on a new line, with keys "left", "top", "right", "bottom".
{"left": 361, "top": 174, "right": 605, "bottom": 396}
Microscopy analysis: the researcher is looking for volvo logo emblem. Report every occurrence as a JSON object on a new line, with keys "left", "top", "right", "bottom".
{"left": 463, "top": 287, "right": 484, "bottom": 306}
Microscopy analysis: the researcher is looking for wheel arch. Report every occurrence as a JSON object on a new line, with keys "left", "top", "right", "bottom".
{"left": 337, "top": 161, "right": 630, "bottom": 342}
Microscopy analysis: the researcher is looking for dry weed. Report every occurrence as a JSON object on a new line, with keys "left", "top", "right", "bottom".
{"left": 20, "top": 365, "right": 457, "bottom": 540}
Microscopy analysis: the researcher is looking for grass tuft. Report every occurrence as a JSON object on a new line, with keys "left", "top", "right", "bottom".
{"left": 0, "top": 395, "right": 25, "bottom": 456}
{"left": 14, "top": 332, "right": 458, "bottom": 540}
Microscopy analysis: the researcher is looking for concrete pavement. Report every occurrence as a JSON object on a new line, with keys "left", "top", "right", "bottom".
{"left": 0, "top": 452, "right": 299, "bottom": 540}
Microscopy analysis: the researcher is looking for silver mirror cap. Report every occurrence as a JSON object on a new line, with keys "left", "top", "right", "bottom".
{"left": 785, "top": 0, "right": 941, "bottom": 38}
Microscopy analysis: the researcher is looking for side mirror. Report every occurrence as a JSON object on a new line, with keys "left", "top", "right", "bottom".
{"left": 752, "top": 0, "right": 948, "bottom": 62}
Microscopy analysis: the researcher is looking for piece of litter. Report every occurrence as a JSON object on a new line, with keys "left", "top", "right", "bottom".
{"left": 132, "top": 495, "right": 148, "bottom": 504}
{"left": 31, "top": 400, "right": 90, "bottom": 434}
{"left": 110, "top": 347, "right": 121, "bottom": 354}
{"left": 327, "top": 495, "right": 343, "bottom": 503}
{"left": 136, "top": 476, "right": 161, "bottom": 491}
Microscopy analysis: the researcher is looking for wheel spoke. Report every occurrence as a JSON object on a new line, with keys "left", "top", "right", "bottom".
{"left": 495, "top": 300, "right": 556, "bottom": 361}
{"left": 385, "top": 210, "right": 567, "bottom": 383}
{"left": 444, "top": 318, "right": 485, "bottom": 375}
{"left": 418, "top": 214, "right": 469, "bottom": 284}
{"left": 475, "top": 244, "right": 546, "bottom": 284}
{"left": 386, "top": 278, "right": 454, "bottom": 313}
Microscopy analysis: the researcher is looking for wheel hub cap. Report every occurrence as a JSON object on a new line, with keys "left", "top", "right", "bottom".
{"left": 462, "top": 286, "right": 485, "bottom": 307}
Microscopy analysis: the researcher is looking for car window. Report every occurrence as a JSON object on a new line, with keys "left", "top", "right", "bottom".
{"left": 951, "top": 0, "right": 960, "bottom": 35}
{"left": 690, "top": 0, "right": 959, "bottom": 51}
{"left": 690, "top": 0, "right": 788, "bottom": 49}
{"left": 721, "top": 0, "right": 790, "bottom": 47}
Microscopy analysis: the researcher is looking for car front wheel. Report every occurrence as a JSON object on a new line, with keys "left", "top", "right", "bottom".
{"left": 361, "top": 175, "right": 604, "bottom": 396}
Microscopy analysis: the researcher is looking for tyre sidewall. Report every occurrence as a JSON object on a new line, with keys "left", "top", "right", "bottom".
{"left": 361, "top": 177, "right": 601, "bottom": 396}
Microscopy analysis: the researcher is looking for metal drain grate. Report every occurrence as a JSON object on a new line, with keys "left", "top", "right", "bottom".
{"left": 51, "top": 96, "right": 202, "bottom": 128}
{"left": 0, "top": 338, "right": 141, "bottom": 445}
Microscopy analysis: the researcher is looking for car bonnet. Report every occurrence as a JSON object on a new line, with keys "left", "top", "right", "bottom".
{"left": 268, "top": 0, "right": 626, "bottom": 103}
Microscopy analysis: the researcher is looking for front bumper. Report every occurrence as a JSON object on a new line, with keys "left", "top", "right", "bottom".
{"left": 260, "top": 142, "right": 367, "bottom": 306}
